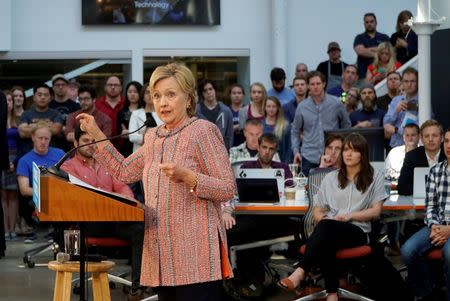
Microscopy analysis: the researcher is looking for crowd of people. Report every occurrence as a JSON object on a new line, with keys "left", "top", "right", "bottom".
{"left": 1, "top": 9, "right": 448, "bottom": 301}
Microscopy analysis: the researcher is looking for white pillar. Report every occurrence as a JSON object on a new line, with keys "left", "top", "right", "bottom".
{"left": 413, "top": 21, "right": 440, "bottom": 125}
{"left": 271, "top": 0, "right": 288, "bottom": 70}
{"left": 131, "top": 48, "right": 144, "bottom": 84}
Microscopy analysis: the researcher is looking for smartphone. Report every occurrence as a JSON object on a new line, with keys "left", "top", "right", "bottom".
{"left": 406, "top": 102, "right": 418, "bottom": 111}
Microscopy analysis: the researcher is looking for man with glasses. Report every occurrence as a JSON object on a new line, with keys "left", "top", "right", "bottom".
{"left": 383, "top": 67, "right": 419, "bottom": 148}
{"left": 65, "top": 85, "right": 112, "bottom": 142}
{"left": 95, "top": 75, "right": 125, "bottom": 138}
{"left": 377, "top": 71, "right": 402, "bottom": 112}
{"left": 353, "top": 13, "right": 389, "bottom": 80}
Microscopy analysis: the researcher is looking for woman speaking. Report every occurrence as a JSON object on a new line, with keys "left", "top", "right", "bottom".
{"left": 77, "top": 63, "right": 236, "bottom": 301}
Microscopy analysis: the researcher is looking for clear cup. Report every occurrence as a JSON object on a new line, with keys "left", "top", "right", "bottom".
{"left": 64, "top": 230, "right": 80, "bottom": 256}
{"left": 289, "top": 164, "right": 299, "bottom": 177}
{"left": 285, "top": 187, "right": 296, "bottom": 201}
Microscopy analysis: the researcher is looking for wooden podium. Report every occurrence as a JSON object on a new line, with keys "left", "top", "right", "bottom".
{"left": 38, "top": 174, "right": 144, "bottom": 222}
{"left": 38, "top": 173, "right": 144, "bottom": 300}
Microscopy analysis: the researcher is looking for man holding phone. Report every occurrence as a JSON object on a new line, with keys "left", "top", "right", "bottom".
{"left": 383, "top": 67, "right": 419, "bottom": 148}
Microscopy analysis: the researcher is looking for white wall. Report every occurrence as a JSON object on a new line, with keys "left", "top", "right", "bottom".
{"left": 0, "top": 0, "right": 11, "bottom": 51}
{"left": 5, "top": 0, "right": 450, "bottom": 88}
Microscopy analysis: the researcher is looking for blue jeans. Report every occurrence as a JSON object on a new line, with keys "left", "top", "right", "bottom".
{"left": 401, "top": 226, "right": 450, "bottom": 300}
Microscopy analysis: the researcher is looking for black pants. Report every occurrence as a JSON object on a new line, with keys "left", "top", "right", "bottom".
{"left": 300, "top": 219, "right": 367, "bottom": 293}
{"left": 155, "top": 280, "right": 223, "bottom": 301}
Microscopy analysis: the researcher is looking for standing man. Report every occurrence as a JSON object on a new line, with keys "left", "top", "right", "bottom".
{"left": 18, "top": 84, "right": 63, "bottom": 155}
{"left": 65, "top": 86, "right": 112, "bottom": 143}
{"left": 401, "top": 127, "right": 450, "bottom": 301}
{"left": 377, "top": 71, "right": 401, "bottom": 112}
{"left": 353, "top": 13, "right": 389, "bottom": 80}
{"left": 283, "top": 76, "right": 308, "bottom": 123}
{"left": 294, "top": 63, "right": 309, "bottom": 79}
{"left": 49, "top": 74, "right": 80, "bottom": 151}
{"left": 327, "top": 65, "right": 359, "bottom": 101}
{"left": 0, "top": 91, "right": 8, "bottom": 257}
{"left": 95, "top": 75, "right": 125, "bottom": 138}
{"left": 291, "top": 71, "right": 351, "bottom": 176}
{"left": 383, "top": 67, "right": 419, "bottom": 148}
{"left": 196, "top": 79, "right": 234, "bottom": 151}
{"left": 268, "top": 67, "right": 295, "bottom": 105}
{"left": 317, "top": 42, "right": 348, "bottom": 90}
{"left": 350, "top": 84, "right": 385, "bottom": 128}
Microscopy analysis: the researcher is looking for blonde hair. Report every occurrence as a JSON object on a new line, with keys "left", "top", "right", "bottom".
{"left": 265, "top": 96, "right": 288, "bottom": 139}
{"left": 31, "top": 121, "right": 52, "bottom": 136}
{"left": 372, "top": 42, "right": 397, "bottom": 73}
{"left": 149, "top": 62, "right": 197, "bottom": 117}
{"left": 249, "top": 82, "right": 267, "bottom": 116}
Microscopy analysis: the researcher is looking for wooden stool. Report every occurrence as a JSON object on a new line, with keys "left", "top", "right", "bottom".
{"left": 48, "top": 260, "right": 115, "bottom": 301}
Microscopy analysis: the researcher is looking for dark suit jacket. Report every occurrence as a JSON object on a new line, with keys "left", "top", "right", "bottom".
{"left": 397, "top": 145, "right": 446, "bottom": 195}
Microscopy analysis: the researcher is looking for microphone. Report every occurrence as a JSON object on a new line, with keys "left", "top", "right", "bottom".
{"left": 47, "top": 118, "right": 155, "bottom": 179}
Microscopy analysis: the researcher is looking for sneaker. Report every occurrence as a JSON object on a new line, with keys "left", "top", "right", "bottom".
{"left": 10, "top": 232, "right": 18, "bottom": 241}
{"left": 24, "top": 233, "right": 37, "bottom": 244}
{"left": 4, "top": 232, "right": 10, "bottom": 241}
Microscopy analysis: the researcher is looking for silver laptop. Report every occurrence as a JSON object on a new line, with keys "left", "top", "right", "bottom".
{"left": 413, "top": 167, "right": 430, "bottom": 200}
{"left": 236, "top": 168, "right": 285, "bottom": 203}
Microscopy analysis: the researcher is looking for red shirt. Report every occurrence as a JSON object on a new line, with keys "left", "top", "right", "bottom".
{"left": 65, "top": 109, "right": 112, "bottom": 138}
{"left": 95, "top": 95, "right": 125, "bottom": 136}
{"left": 61, "top": 154, "right": 133, "bottom": 198}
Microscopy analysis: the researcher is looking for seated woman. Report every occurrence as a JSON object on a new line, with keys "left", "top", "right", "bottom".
{"left": 278, "top": 133, "right": 388, "bottom": 301}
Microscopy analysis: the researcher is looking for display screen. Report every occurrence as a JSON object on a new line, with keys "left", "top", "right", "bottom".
{"left": 82, "top": 0, "right": 220, "bottom": 25}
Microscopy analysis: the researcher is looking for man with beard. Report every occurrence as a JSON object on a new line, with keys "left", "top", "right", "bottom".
{"left": 349, "top": 84, "right": 385, "bottom": 128}
{"left": 267, "top": 67, "right": 295, "bottom": 105}
{"left": 65, "top": 85, "right": 112, "bottom": 142}
{"left": 95, "top": 75, "right": 125, "bottom": 138}
{"left": 353, "top": 13, "right": 389, "bottom": 80}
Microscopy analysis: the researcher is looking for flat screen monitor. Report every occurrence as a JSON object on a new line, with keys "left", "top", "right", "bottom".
{"left": 324, "top": 127, "right": 385, "bottom": 161}
{"left": 82, "top": 0, "right": 221, "bottom": 25}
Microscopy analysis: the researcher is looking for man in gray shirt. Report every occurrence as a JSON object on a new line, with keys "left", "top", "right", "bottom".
{"left": 291, "top": 71, "right": 351, "bottom": 175}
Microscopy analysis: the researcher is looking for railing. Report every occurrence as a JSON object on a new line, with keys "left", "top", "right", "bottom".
{"left": 374, "top": 55, "right": 418, "bottom": 97}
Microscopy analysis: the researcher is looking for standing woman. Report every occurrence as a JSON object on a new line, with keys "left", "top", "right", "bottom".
{"left": 263, "top": 96, "right": 292, "bottom": 163}
{"left": 1, "top": 92, "right": 20, "bottom": 240}
{"left": 128, "top": 83, "right": 163, "bottom": 152}
{"left": 117, "top": 81, "right": 143, "bottom": 156}
{"left": 366, "top": 42, "right": 401, "bottom": 85}
{"left": 238, "top": 82, "right": 266, "bottom": 129}
{"left": 77, "top": 63, "right": 236, "bottom": 301}
{"left": 10, "top": 86, "right": 26, "bottom": 124}
{"left": 228, "top": 84, "right": 245, "bottom": 147}
{"left": 390, "top": 10, "right": 418, "bottom": 64}
{"left": 278, "top": 134, "right": 388, "bottom": 301}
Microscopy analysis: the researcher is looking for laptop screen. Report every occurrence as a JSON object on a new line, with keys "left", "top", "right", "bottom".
{"left": 236, "top": 178, "right": 280, "bottom": 203}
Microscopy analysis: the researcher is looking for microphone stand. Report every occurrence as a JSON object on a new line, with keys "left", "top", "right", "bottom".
{"left": 45, "top": 118, "right": 152, "bottom": 300}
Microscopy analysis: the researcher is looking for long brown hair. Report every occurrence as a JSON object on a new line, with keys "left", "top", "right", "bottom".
{"left": 337, "top": 133, "right": 373, "bottom": 193}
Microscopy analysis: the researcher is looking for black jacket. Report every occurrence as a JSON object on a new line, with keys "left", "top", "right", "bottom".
{"left": 397, "top": 145, "right": 446, "bottom": 195}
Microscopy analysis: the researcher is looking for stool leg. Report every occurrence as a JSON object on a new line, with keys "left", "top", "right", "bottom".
{"left": 53, "top": 271, "right": 72, "bottom": 301}
{"left": 92, "top": 272, "right": 111, "bottom": 301}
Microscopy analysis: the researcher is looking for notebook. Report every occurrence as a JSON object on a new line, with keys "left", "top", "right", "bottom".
{"left": 235, "top": 168, "right": 285, "bottom": 204}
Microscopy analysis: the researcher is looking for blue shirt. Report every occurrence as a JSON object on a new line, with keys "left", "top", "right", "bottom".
{"left": 268, "top": 87, "right": 296, "bottom": 106}
{"left": 282, "top": 98, "right": 298, "bottom": 123}
{"left": 16, "top": 147, "right": 65, "bottom": 186}
{"left": 349, "top": 107, "right": 386, "bottom": 127}
{"left": 327, "top": 85, "right": 345, "bottom": 99}
{"left": 353, "top": 31, "right": 389, "bottom": 78}
{"left": 291, "top": 94, "right": 351, "bottom": 164}
{"left": 383, "top": 94, "right": 419, "bottom": 147}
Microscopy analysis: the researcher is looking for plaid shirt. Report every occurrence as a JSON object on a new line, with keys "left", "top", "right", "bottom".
{"left": 425, "top": 160, "right": 450, "bottom": 226}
